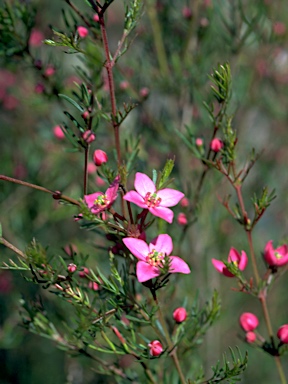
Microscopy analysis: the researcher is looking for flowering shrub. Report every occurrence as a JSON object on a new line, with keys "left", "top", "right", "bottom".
{"left": 0, "top": 1, "right": 288, "bottom": 383}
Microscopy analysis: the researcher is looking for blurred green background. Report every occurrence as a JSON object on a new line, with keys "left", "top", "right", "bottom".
{"left": 0, "top": 0, "right": 288, "bottom": 382}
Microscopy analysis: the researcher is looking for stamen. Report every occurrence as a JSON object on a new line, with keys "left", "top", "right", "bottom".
{"left": 146, "top": 249, "right": 165, "bottom": 267}
{"left": 94, "top": 194, "right": 110, "bottom": 207}
{"left": 144, "top": 192, "right": 162, "bottom": 208}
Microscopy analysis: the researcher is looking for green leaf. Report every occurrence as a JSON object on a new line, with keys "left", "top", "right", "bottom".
{"left": 59, "top": 94, "right": 84, "bottom": 113}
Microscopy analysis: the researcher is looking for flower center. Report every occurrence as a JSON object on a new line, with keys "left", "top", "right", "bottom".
{"left": 146, "top": 249, "right": 165, "bottom": 267}
{"left": 94, "top": 194, "right": 109, "bottom": 207}
{"left": 275, "top": 251, "right": 283, "bottom": 260}
{"left": 232, "top": 260, "right": 239, "bottom": 267}
{"left": 144, "top": 192, "right": 162, "bottom": 208}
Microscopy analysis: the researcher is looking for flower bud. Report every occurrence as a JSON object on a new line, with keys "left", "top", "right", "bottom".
{"left": 277, "top": 324, "right": 288, "bottom": 344}
{"left": 93, "top": 14, "right": 100, "bottom": 22}
{"left": 87, "top": 162, "right": 97, "bottom": 174}
{"left": 177, "top": 213, "right": 188, "bottom": 226}
{"left": 210, "top": 138, "right": 223, "bottom": 152}
{"left": 53, "top": 125, "right": 65, "bottom": 140}
{"left": 245, "top": 331, "right": 256, "bottom": 343}
{"left": 88, "top": 281, "right": 99, "bottom": 291}
{"left": 239, "top": 312, "right": 259, "bottom": 332}
{"left": 93, "top": 149, "right": 108, "bottom": 166}
{"left": 82, "top": 110, "right": 90, "bottom": 120}
{"left": 195, "top": 138, "right": 203, "bottom": 146}
{"left": 79, "top": 267, "right": 89, "bottom": 278}
{"left": 45, "top": 65, "right": 55, "bottom": 77}
{"left": 180, "top": 197, "right": 189, "bottom": 207}
{"left": 82, "top": 130, "right": 96, "bottom": 144}
{"left": 77, "top": 26, "right": 89, "bottom": 38}
{"left": 68, "top": 263, "right": 77, "bottom": 273}
{"left": 139, "top": 87, "right": 149, "bottom": 98}
{"left": 148, "top": 340, "right": 163, "bottom": 356}
{"left": 173, "top": 307, "right": 187, "bottom": 323}
{"left": 182, "top": 6, "right": 192, "bottom": 19}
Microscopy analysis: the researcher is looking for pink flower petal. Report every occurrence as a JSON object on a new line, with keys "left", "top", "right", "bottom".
{"left": 134, "top": 173, "right": 156, "bottom": 197}
{"left": 84, "top": 192, "right": 103, "bottom": 208}
{"left": 149, "top": 206, "right": 174, "bottom": 223}
{"left": 228, "top": 248, "right": 240, "bottom": 263}
{"left": 106, "top": 175, "right": 120, "bottom": 202}
{"left": 123, "top": 238, "right": 149, "bottom": 261}
{"left": 136, "top": 261, "right": 160, "bottom": 282}
{"left": 123, "top": 191, "right": 147, "bottom": 208}
{"left": 169, "top": 256, "right": 191, "bottom": 274}
{"left": 238, "top": 251, "right": 248, "bottom": 271}
{"left": 211, "top": 258, "right": 234, "bottom": 277}
{"left": 150, "top": 234, "right": 173, "bottom": 256}
{"left": 157, "top": 189, "right": 185, "bottom": 207}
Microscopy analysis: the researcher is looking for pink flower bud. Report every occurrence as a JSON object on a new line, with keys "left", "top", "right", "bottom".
{"left": 210, "top": 138, "right": 223, "bottom": 152}
{"left": 77, "top": 26, "right": 89, "bottom": 38}
{"left": 139, "top": 87, "right": 149, "bottom": 98}
{"left": 82, "top": 110, "right": 90, "bottom": 120}
{"left": 87, "top": 162, "right": 97, "bottom": 174}
{"left": 180, "top": 197, "right": 189, "bottom": 207}
{"left": 93, "top": 14, "right": 100, "bottom": 22}
{"left": 239, "top": 313, "right": 259, "bottom": 332}
{"left": 79, "top": 267, "right": 89, "bottom": 278}
{"left": 120, "top": 80, "right": 129, "bottom": 90}
{"left": 29, "top": 29, "right": 44, "bottom": 47}
{"left": 88, "top": 281, "right": 99, "bottom": 291}
{"left": 148, "top": 340, "right": 163, "bottom": 356}
{"left": 277, "top": 324, "right": 288, "bottom": 344}
{"left": 246, "top": 331, "right": 256, "bottom": 343}
{"left": 177, "top": 212, "right": 188, "bottom": 226}
{"left": 53, "top": 125, "right": 65, "bottom": 140}
{"left": 273, "top": 22, "right": 286, "bottom": 36}
{"left": 68, "top": 263, "right": 77, "bottom": 273}
{"left": 195, "top": 138, "right": 203, "bottom": 146}
{"left": 93, "top": 149, "right": 108, "bottom": 166}
{"left": 82, "top": 130, "right": 96, "bottom": 144}
{"left": 44, "top": 65, "right": 55, "bottom": 77}
{"left": 112, "top": 326, "right": 126, "bottom": 344}
{"left": 96, "top": 176, "right": 106, "bottom": 186}
{"left": 173, "top": 307, "right": 187, "bottom": 323}
{"left": 182, "top": 6, "right": 192, "bottom": 19}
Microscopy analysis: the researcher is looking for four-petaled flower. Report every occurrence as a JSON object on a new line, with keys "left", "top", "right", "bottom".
{"left": 123, "top": 172, "right": 184, "bottom": 223}
{"left": 212, "top": 247, "right": 248, "bottom": 277}
{"left": 123, "top": 234, "right": 190, "bottom": 282}
{"left": 264, "top": 240, "right": 288, "bottom": 267}
{"left": 84, "top": 175, "right": 120, "bottom": 215}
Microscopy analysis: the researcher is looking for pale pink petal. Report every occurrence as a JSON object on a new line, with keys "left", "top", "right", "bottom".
{"left": 123, "top": 191, "right": 147, "bottom": 208}
{"left": 149, "top": 206, "right": 174, "bottom": 223}
{"left": 84, "top": 192, "right": 103, "bottom": 208}
{"left": 157, "top": 189, "right": 184, "bottom": 207}
{"left": 264, "top": 240, "right": 276, "bottom": 266}
{"left": 134, "top": 173, "right": 156, "bottom": 197}
{"left": 123, "top": 238, "right": 149, "bottom": 261}
{"left": 150, "top": 234, "right": 173, "bottom": 256}
{"left": 169, "top": 256, "right": 191, "bottom": 274}
{"left": 136, "top": 261, "right": 160, "bottom": 282}
{"left": 238, "top": 251, "right": 248, "bottom": 271}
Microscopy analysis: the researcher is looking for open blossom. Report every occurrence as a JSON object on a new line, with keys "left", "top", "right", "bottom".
{"left": 148, "top": 340, "right": 163, "bottom": 356}
{"left": 264, "top": 240, "right": 288, "bottom": 267}
{"left": 212, "top": 247, "right": 248, "bottom": 277}
{"left": 123, "top": 234, "right": 190, "bottom": 283}
{"left": 84, "top": 175, "right": 120, "bottom": 215}
{"left": 240, "top": 313, "right": 259, "bottom": 332}
{"left": 123, "top": 172, "right": 184, "bottom": 223}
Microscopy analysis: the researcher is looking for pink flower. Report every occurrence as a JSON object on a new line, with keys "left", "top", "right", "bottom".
{"left": 139, "top": 87, "right": 149, "bottom": 98}
{"left": 180, "top": 197, "right": 189, "bottom": 207}
{"left": 123, "top": 172, "right": 184, "bottom": 223}
{"left": 29, "top": 29, "right": 44, "bottom": 47}
{"left": 77, "top": 26, "right": 89, "bottom": 38}
{"left": 44, "top": 65, "right": 55, "bottom": 77}
{"left": 84, "top": 175, "right": 120, "bottom": 215}
{"left": 173, "top": 307, "right": 187, "bottom": 323}
{"left": 122, "top": 234, "right": 190, "bottom": 283}
{"left": 239, "top": 313, "right": 259, "bottom": 332}
{"left": 68, "top": 263, "right": 77, "bottom": 273}
{"left": 82, "top": 110, "right": 90, "bottom": 120}
{"left": 177, "top": 212, "right": 187, "bottom": 226}
{"left": 93, "top": 14, "right": 100, "bottom": 22}
{"left": 195, "top": 138, "right": 203, "bottom": 146}
{"left": 264, "top": 240, "right": 288, "bottom": 267}
{"left": 82, "top": 130, "right": 96, "bottom": 144}
{"left": 93, "top": 149, "right": 108, "bottom": 166}
{"left": 210, "top": 138, "right": 223, "bottom": 152}
{"left": 88, "top": 281, "right": 99, "bottom": 291}
{"left": 79, "top": 267, "right": 89, "bottom": 278}
{"left": 148, "top": 340, "right": 163, "bottom": 356}
{"left": 277, "top": 324, "right": 288, "bottom": 344}
{"left": 212, "top": 247, "right": 248, "bottom": 277}
{"left": 53, "top": 125, "right": 65, "bottom": 140}
{"left": 246, "top": 331, "right": 256, "bottom": 344}
{"left": 182, "top": 6, "right": 192, "bottom": 19}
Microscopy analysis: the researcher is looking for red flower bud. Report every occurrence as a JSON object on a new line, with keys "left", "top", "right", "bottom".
{"left": 77, "top": 26, "right": 89, "bottom": 38}
{"left": 148, "top": 340, "right": 163, "bottom": 356}
{"left": 177, "top": 213, "right": 188, "bottom": 226}
{"left": 53, "top": 125, "right": 65, "bottom": 140}
{"left": 246, "top": 331, "right": 256, "bottom": 343}
{"left": 82, "top": 130, "right": 96, "bottom": 144}
{"left": 67, "top": 263, "right": 77, "bottom": 273}
{"left": 173, "top": 307, "right": 187, "bottom": 323}
{"left": 277, "top": 324, "right": 288, "bottom": 344}
{"left": 93, "top": 149, "right": 108, "bottom": 166}
{"left": 239, "top": 312, "right": 259, "bottom": 332}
